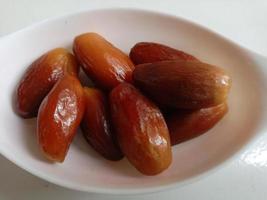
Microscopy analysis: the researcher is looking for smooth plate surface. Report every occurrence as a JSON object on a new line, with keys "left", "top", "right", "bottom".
{"left": 0, "top": 9, "right": 267, "bottom": 194}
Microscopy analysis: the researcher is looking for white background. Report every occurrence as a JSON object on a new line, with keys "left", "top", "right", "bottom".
{"left": 0, "top": 0, "right": 267, "bottom": 199}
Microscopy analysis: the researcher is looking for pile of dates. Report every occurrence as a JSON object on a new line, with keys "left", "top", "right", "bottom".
{"left": 15, "top": 33, "right": 231, "bottom": 175}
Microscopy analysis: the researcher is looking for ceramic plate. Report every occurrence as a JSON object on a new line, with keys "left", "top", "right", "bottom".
{"left": 0, "top": 8, "right": 267, "bottom": 194}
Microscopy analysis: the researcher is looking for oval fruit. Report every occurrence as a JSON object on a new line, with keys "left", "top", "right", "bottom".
{"left": 16, "top": 48, "right": 79, "bottom": 118}
{"left": 110, "top": 83, "right": 172, "bottom": 175}
{"left": 166, "top": 103, "right": 228, "bottom": 145}
{"left": 73, "top": 33, "right": 134, "bottom": 90}
{"left": 81, "top": 87, "right": 123, "bottom": 161}
{"left": 37, "top": 74, "right": 85, "bottom": 162}
{"left": 129, "top": 42, "right": 198, "bottom": 65}
{"left": 133, "top": 60, "right": 231, "bottom": 109}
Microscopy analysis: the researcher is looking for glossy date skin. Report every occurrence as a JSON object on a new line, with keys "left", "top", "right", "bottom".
{"left": 110, "top": 83, "right": 172, "bottom": 175}
{"left": 16, "top": 48, "right": 79, "bottom": 118}
{"left": 73, "top": 33, "right": 134, "bottom": 90}
{"left": 166, "top": 103, "right": 228, "bottom": 145}
{"left": 130, "top": 42, "right": 198, "bottom": 65}
{"left": 37, "top": 74, "right": 84, "bottom": 162}
{"left": 81, "top": 87, "right": 123, "bottom": 161}
{"left": 133, "top": 60, "right": 231, "bottom": 109}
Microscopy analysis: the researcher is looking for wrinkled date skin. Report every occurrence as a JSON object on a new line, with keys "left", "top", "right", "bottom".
{"left": 133, "top": 60, "right": 232, "bottom": 109}
{"left": 37, "top": 74, "right": 85, "bottom": 162}
{"left": 110, "top": 83, "right": 172, "bottom": 175}
{"left": 16, "top": 48, "right": 79, "bottom": 118}
{"left": 73, "top": 33, "right": 135, "bottom": 90}
{"left": 166, "top": 103, "right": 228, "bottom": 145}
{"left": 81, "top": 87, "right": 123, "bottom": 161}
{"left": 129, "top": 42, "right": 198, "bottom": 65}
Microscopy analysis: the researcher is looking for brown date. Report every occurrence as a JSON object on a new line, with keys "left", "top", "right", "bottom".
{"left": 16, "top": 48, "right": 79, "bottom": 118}
{"left": 133, "top": 60, "right": 231, "bottom": 109}
{"left": 166, "top": 103, "right": 228, "bottom": 145}
{"left": 129, "top": 42, "right": 198, "bottom": 65}
{"left": 81, "top": 87, "right": 123, "bottom": 161}
{"left": 37, "top": 74, "right": 85, "bottom": 162}
{"left": 73, "top": 33, "right": 134, "bottom": 90}
{"left": 110, "top": 83, "right": 172, "bottom": 175}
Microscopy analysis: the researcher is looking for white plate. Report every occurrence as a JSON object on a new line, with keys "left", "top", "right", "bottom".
{"left": 0, "top": 8, "right": 267, "bottom": 194}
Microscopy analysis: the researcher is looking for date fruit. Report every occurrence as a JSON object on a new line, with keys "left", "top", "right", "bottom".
{"left": 129, "top": 42, "right": 198, "bottom": 65}
{"left": 166, "top": 103, "right": 228, "bottom": 145}
{"left": 110, "top": 83, "right": 172, "bottom": 175}
{"left": 37, "top": 74, "right": 84, "bottom": 162}
{"left": 133, "top": 60, "right": 231, "bottom": 109}
{"left": 81, "top": 87, "right": 123, "bottom": 161}
{"left": 16, "top": 48, "right": 79, "bottom": 118}
{"left": 73, "top": 33, "right": 134, "bottom": 90}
